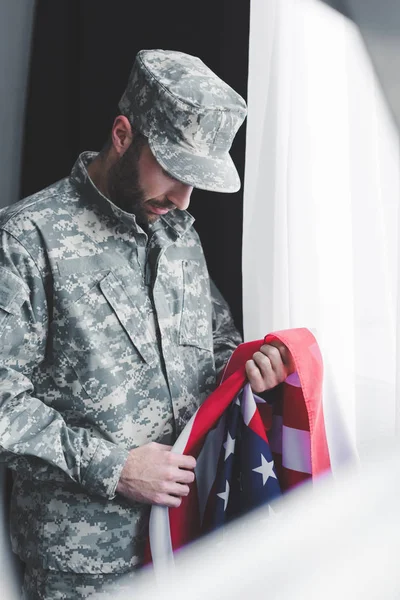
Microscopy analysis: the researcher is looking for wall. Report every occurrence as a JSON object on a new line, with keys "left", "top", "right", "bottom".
{"left": 0, "top": 2, "right": 35, "bottom": 596}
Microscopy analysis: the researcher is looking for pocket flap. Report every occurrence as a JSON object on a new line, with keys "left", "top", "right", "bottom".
{"left": 99, "top": 272, "right": 159, "bottom": 366}
{"left": 0, "top": 267, "right": 29, "bottom": 314}
{"left": 178, "top": 261, "right": 213, "bottom": 352}
{"left": 166, "top": 246, "right": 203, "bottom": 261}
{"left": 57, "top": 253, "right": 127, "bottom": 276}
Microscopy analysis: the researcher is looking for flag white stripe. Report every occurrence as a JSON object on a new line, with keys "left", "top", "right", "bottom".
{"left": 242, "top": 383, "right": 256, "bottom": 425}
{"left": 285, "top": 371, "right": 302, "bottom": 387}
{"left": 149, "top": 410, "right": 199, "bottom": 574}
{"left": 148, "top": 504, "right": 175, "bottom": 575}
{"left": 282, "top": 425, "right": 312, "bottom": 474}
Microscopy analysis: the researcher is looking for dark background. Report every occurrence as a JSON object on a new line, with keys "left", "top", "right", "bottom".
{"left": 20, "top": 0, "right": 251, "bottom": 334}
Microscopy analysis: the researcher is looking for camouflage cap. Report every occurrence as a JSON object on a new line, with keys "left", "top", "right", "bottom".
{"left": 118, "top": 49, "right": 247, "bottom": 193}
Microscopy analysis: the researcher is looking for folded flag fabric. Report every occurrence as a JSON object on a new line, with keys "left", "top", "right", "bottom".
{"left": 148, "top": 327, "right": 329, "bottom": 568}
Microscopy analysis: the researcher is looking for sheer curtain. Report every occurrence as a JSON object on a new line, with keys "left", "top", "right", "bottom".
{"left": 243, "top": 0, "right": 399, "bottom": 466}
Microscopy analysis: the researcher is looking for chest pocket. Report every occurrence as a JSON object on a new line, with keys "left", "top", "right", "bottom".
{"left": 55, "top": 262, "right": 159, "bottom": 403}
{"left": 99, "top": 272, "right": 159, "bottom": 365}
{"left": 178, "top": 255, "right": 213, "bottom": 353}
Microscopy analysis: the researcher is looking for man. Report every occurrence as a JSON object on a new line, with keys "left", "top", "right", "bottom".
{"left": 0, "top": 50, "right": 292, "bottom": 598}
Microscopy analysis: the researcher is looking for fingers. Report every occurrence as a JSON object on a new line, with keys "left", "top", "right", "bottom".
{"left": 175, "top": 453, "right": 196, "bottom": 470}
{"left": 150, "top": 443, "right": 196, "bottom": 470}
{"left": 117, "top": 444, "right": 197, "bottom": 507}
{"left": 169, "top": 482, "right": 190, "bottom": 497}
{"left": 155, "top": 494, "right": 183, "bottom": 508}
{"left": 153, "top": 461, "right": 195, "bottom": 507}
{"left": 163, "top": 462, "right": 196, "bottom": 485}
{"left": 175, "top": 467, "right": 195, "bottom": 485}
{"left": 165, "top": 450, "right": 196, "bottom": 471}
{"left": 245, "top": 342, "right": 294, "bottom": 393}
{"left": 153, "top": 483, "right": 191, "bottom": 508}
{"left": 245, "top": 358, "right": 266, "bottom": 393}
{"left": 255, "top": 346, "right": 286, "bottom": 382}
{"left": 263, "top": 342, "right": 295, "bottom": 375}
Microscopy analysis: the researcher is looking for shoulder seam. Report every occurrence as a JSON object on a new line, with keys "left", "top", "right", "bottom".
{"left": 0, "top": 180, "right": 69, "bottom": 229}
{"left": 1, "top": 228, "right": 46, "bottom": 290}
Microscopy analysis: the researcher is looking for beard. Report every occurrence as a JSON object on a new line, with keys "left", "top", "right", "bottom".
{"left": 107, "top": 140, "right": 174, "bottom": 225}
{"left": 107, "top": 140, "right": 149, "bottom": 224}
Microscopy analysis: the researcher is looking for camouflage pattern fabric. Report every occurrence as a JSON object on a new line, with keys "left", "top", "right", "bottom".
{"left": 22, "top": 564, "right": 140, "bottom": 599}
{"left": 0, "top": 152, "right": 242, "bottom": 574}
{"left": 119, "top": 49, "right": 247, "bottom": 193}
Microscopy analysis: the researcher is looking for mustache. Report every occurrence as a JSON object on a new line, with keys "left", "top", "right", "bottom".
{"left": 148, "top": 198, "right": 175, "bottom": 210}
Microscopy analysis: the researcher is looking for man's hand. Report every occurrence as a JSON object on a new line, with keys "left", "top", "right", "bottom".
{"left": 116, "top": 442, "right": 196, "bottom": 508}
{"left": 245, "top": 341, "right": 294, "bottom": 394}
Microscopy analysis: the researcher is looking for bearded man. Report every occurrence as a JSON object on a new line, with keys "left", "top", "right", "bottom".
{"left": 0, "top": 49, "right": 292, "bottom": 599}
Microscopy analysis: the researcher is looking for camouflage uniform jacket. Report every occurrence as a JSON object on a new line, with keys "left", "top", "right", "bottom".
{"left": 0, "top": 152, "right": 242, "bottom": 573}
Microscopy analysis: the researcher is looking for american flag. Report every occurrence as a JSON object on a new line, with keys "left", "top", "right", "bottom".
{"left": 148, "top": 328, "right": 329, "bottom": 567}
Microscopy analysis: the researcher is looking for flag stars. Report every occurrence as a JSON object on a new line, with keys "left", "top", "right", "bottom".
{"left": 217, "top": 480, "right": 230, "bottom": 511}
{"left": 223, "top": 432, "right": 236, "bottom": 461}
{"left": 252, "top": 454, "right": 277, "bottom": 486}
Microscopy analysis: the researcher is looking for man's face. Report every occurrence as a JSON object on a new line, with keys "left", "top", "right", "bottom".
{"left": 108, "top": 138, "right": 193, "bottom": 224}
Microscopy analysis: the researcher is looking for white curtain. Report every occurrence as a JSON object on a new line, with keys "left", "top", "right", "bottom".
{"left": 243, "top": 0, "right": 400, "bottom": 465}
{"left": 113, "top": 441, "right": 400, "bottom": 600}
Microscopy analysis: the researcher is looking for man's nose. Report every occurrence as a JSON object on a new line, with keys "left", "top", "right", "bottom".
{"left": 169, "top": 182, "right": 193, "bottom": 210}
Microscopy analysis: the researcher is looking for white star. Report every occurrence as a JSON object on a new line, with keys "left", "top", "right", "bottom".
{"left": 223, "top": 432, "right": 236, "bottom": 461}
{"left": 252, "top": 454, "right": 277, "bottom": 486}
{"left": 217, "top": 480, "right": 230, "bottom": 511}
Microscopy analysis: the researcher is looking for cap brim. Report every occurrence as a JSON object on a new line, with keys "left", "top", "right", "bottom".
{"left": 148, "top": 137, "right": 241, "bottom": 193}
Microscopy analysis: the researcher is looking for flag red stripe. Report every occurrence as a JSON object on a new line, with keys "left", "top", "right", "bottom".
{"left": 282, "top": 384, "right": 310, "bottom": 431}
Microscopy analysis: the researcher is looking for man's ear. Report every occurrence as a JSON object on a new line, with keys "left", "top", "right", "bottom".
{"left": 111, "top": 115, "right": 133, "bottom": 156}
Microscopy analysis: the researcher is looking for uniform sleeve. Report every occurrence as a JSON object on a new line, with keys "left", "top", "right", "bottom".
{"left": 210, "top": 279, "right": 242, "bottom": 376}
{"left": 0, "top": 230, "right": 128, "bottom": 500}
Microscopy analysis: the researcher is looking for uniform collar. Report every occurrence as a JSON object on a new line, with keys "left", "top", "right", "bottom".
{"left": 70, "top": 151, "right": 195, "bottom": 237}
